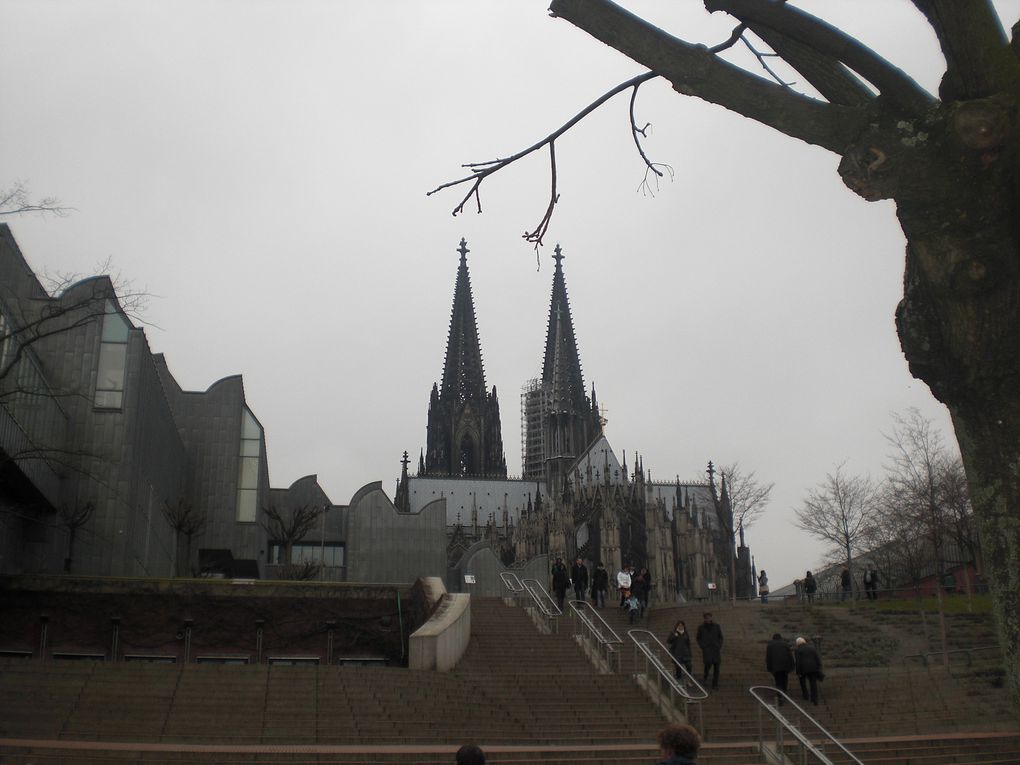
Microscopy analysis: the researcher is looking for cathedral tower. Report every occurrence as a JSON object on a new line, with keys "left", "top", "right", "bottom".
{"left": 523, "top": 245, "right": 602, "bottom": 489}
{"left": 423, "top": 239, "right": 507, "bottom": 478}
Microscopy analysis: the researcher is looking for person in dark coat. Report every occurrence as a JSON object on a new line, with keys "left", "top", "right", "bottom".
{"left": 570, "top": 557, "right": 589, "bottom": 603}
{"left": 695, "top": 612, "right": 723, "bottom": 689}
{"left": 795, "top": 636, "right": 823, "bottom": 705}
{"left": 667, "top": 620, "right": 693, "bottom": 680}
{"left": 656, "top": 723, "right": 701, "bottom": 765}
{"left": 804, "top": 571, "right": 817, "bottom": 605}
{"left": 456, "top": 745, "right": 485, "bottom": 765}
{"left": 635, "top": 567, "right": 652, "bottom": 614}
{"left": 765, "top": 633, "right": 795, "bottom": 702}
{"left": 840, "top": 566, "right": 852, "bottom": 601}
{"left": 591, "top": 561, "right": 609, "bottom": 608}
{"left": 550, "top": 557, "right": 569, "bottom": 610}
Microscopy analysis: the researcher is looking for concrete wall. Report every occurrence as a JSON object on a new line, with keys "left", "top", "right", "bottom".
{"left": 451, "top": 545, "right": 549, "bottom": 596}
{"left": 408, "top": 576, "right": 470, "bottom": 671}
{"left": 345, "top": 483, "right": 447, "bottom": 583}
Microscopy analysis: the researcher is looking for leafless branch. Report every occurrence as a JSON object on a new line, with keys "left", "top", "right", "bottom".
{"left": 0, "top": 180, "right": 74, "bottom": 218}
{"left": 740, "top": 34, "right": 794, "bottom": 88}
{"left": 162, "top": 498, "right": 207, "bottom": 538}
{"left": 260, "top": 503, "right": 324, "bottom": 565}
{"left": 428, "top": 71, "right": 659, "bottom": 251}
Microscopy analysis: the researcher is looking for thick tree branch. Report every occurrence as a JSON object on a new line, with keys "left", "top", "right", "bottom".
{"left": 550, "top": 0, "right": 861, "bottom": 153}
{"left": 746, "top": 24, "right": 873, "bottom": 108}
{"left": 912, "top": 0, "right": 1020, "bottom": 98}
{"left": 704, "top": 0, "right": 935, "bottom": 115}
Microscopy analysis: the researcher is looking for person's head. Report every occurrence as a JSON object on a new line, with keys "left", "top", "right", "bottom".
{"left": 456, "top": 744, "right": 485, "bottom": 765}
{"left": 795, "top": 637, "right": 806, "bottom": 646}
{"left": 760, "top": 570, "right": 766, "bottom": 576}
{"left": 555, "top": 557, "right": 562, "bottom": 563}
{"left": 597, "top": 561, "right": 604, "bottom": 568}
{"left": 703, "top": 612, "right": 713, "bottom": 624}
{"left": 623, "top": 588, "right": 631, "bottom": 597}
{"left": 575, "top": 557, "right": 582, "bottom": 565}
{"left": 657, "top": 723, "right": 701, "bottom": 760}
{"left": 772, "top": 633, "right": 782, "bottom": 641}
{"left": 675, "top": 620, "right": 686, "bottom": 633}
{"left": 806, "top": 570, "right": 813, "bottom": 577}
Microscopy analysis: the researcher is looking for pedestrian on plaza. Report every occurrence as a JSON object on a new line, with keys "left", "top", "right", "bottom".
{"left": 456, "top": 744, "right": 485, "bottom": 765}
{"left": 623, "top": 589, "right": 641, "bottom": 624}
{"left": 864, "top": 568, "right": 879, "bottom": 600}
{"left": 757, "top": 570, "right": 770, "bottom": 604}
{"left": 667, "top": 620, "right": 693, "bottom": 680}
{"left": 840, "top": 566, "right": 852, "bottom": 601}
{"left": 803, "top": 571, "right": 817, "bottom": 605}
{"left": 656, "top": 722, "right": 701, "bottom": 765}
{"left": 696, "top": 612, "right": 723, "bottom": 690}
{"left": 570, "top": 556, "right": 589, "bottom": 603}
{"left": 617, "top": 563, "right": 632, "bottom": 607}
{"left": 591, "top": 561, "right": 609, "bottom": 608}
{"left": 636, "top": 566, "right": 652, "bottom": 614}
{"left": 550, "top": 557, "right": 570, "bottom": 611}
{"left": 765, "top": 632, "right": 795, "bottom": 702}
{"left": 794, "top": 637, "right": 823, "bottom": 706}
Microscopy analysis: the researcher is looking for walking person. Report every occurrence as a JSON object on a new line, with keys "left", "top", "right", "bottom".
{"left": 765, "top": 633, "right": 795, "bottom": 703}
{"left": 667, "top": 620, "right": 693, "bottom": 681}
{"left": 696, "top": 612, "right": 723, "bottom": 690}
{"left": 591, "top": 561, "right": 609, "bottom": 608}
{"left": 636, "top": 566, "right": 652, "bottom": 615}
{"left": 864, "top": 568, "right": 879, "bottom": 600}
{"left": 616, "top": 563, "right": 632, "bottom": 607}
{"left": 758, "top": 570, "right": 770, "bottom": 604}
{"left": 840, "top": 566, "right": 852, "bottom": 601}
{"left": 803, "top": 571, "right": 817, "bottom": 606}
{"left": 623, "top": 589, "right": 641, "bottom": 624}
{"left": 795, "top": 637, "right": 823, "bottom": 706}
{"left": 570, "top": 557, "right": 589, "bottom": 603}
{"left": 550, "top": 557, "right": 569, "bottom": 611}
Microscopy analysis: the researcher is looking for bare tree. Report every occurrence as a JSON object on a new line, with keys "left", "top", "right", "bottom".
{"left": 162, "top": 499, "right": 207, "bottom": 577}
{"left": 794, "top": 464, "right": 879, "bottom": 591}
{"left": 260, "top": 503, "right": 323, "bottom": 566}
{"left": 277, "top": 559, "right": 323, "bottom": 581}
{"left": 432, "top": 0, "right": 1020, "bottom": 707}
{"left": 0, "top": 180, "right": 72, "bottom": 218}
{"left": 58, "top": 500, "right": 95, "bottom": 573}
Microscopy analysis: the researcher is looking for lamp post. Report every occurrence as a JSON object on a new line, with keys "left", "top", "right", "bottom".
{"left": 319, "top": 503, "right": 328, "bottom": 580}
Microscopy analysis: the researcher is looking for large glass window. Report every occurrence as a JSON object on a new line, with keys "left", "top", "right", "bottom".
{"left": 95, "top": 301, "right": 130, "bottom": 409}
{"left": 268, "top": 542, "right": 345, "bottom": 567}
{"left": 236, "top": 408, "right": 261, "bottom": 522}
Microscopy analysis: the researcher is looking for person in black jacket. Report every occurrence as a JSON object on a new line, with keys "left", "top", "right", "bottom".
{"left": 591, "top": 561, "right": 609, "bottom": 608}
{"left": 794, "top": 636, "right": 823, "bottom": 705}
{"left": 667, "top": 620, "right": 693, "bottom": 680}
{"left": 765, "top": 633, "right": 795, "bottom": 702}
{"left": 570, "top": 557, "right": 589, "bottom": 603}
{"left": 696, "top": 612, "right": 723, "bottom": 689}
{"left": 550, "top": 557, "right": 570, "bottom": 610}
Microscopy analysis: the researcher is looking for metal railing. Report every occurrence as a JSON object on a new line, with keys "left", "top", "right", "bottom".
{"left": 521, "top": 578, "right": 562, "bottom": 633}
{"left": 749, "top": 686, "right": 864, "bottom": 765}
{"left": 628, "top": 629, "right": 708, "bottom": 733}
{"left": 902, "top": 644, "right": 1001, "bottom": 668}
{"left": 499, "top": 571, "right": 526, "bottom": 604}
{"left": 568, "top": 600, "right": 623, "bottom": 672}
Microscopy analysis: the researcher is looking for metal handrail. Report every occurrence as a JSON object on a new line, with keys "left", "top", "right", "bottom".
{"left": 628, "top": 629, "right": 707, "bottom": 736}
{"left": 902, "top": 644, "right": 1000, "bottom": 667}
{"left": 521, "top": 577, "right": 562, "bottom": 633}
{"left": 749, "top": 686, "right": 864, "bottom": 765}
{"left": 500, "top": 571, "right": 525, "bottom": 595}
{"left": 568, "top": 600, "right": 623, "bottom": 672}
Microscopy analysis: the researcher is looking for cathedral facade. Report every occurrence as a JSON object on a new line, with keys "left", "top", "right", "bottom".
{"left": 397, "top": 239, "right": 750, "bottom": 603}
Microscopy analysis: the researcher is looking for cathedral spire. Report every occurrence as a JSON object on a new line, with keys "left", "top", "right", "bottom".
{"left": 422, "top": 239, "right": 507, "bottom": 478}
{"left": 440, "top": 238, "right": 487, "bottom": 403}
{"left": 542, "top": 244, "right": 586, "bottom": 411}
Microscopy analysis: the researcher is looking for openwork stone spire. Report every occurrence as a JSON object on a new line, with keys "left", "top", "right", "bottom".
{"left": 424, "top": 239, "right": 507, "bottom": 478}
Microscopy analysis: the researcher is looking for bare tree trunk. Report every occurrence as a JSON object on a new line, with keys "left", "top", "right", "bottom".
{"left": 934, "top": 572, "right": 950, "bottom": 670}
{"left": 961, "top": 559, "right": 974, "bottom": 614}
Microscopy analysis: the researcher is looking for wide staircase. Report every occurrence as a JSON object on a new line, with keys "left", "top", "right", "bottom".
{"left": 575, "top": 595, "right": 1018, "bottom": 762}
{"left": 0, "top": 595, "right": 1017, "bottom": 764}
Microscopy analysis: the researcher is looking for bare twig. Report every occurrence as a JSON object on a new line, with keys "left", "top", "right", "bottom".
{"left": 0, "top": 181, "right": 74, "bottom": 217}
{"left": 740, "top": 34, "right": 794, "bottom": 88}
{"left": 523, "top": 141, "right": 559, "bottom": 259}
{"left": 428, "top": 71, "right": 659, "bottom": 249}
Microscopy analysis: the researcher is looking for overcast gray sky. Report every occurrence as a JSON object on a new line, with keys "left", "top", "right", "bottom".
{"left": 4, "top": 1, "right": 1016, "bottom": 588}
